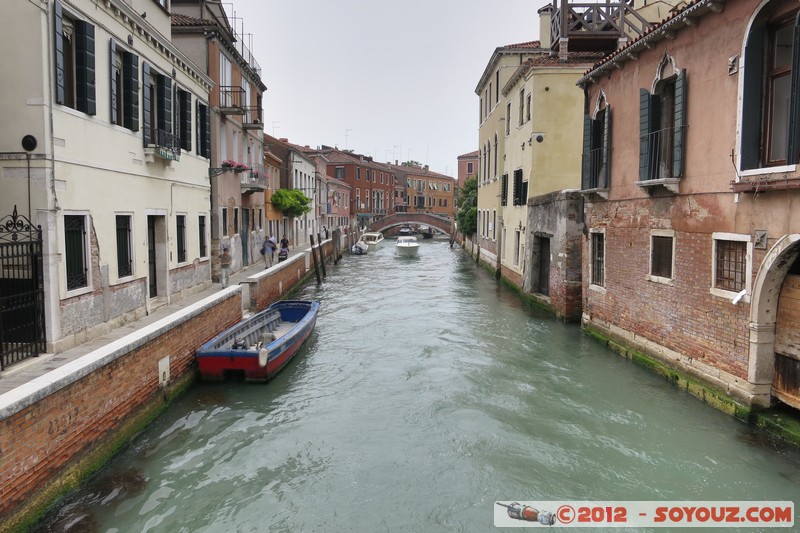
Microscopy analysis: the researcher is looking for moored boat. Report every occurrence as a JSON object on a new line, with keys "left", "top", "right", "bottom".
{"left": 361, "top": 232, "right": 384, "bottom": 251}
{"left": 395, "top": 235, "right": 420, "bottom": 257}
{"left": 351, "top": 240, "right": 369, "bottom": 255}
{"left": 196, "top": 300, "right": 320, "bottom": 382}
{"left": 418, "top": 225, "right": 434, "bottom": 239}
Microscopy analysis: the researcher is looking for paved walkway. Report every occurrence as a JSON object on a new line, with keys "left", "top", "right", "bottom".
{"left": 0, "top": 246, "right": 309, "bottom": 397}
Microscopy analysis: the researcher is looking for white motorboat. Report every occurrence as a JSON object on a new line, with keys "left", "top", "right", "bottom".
{"left": 395, "top": 236, "right": 420, "bottom": 257}
{"left": 351, "top": 240, "right": 369, "bottom": 255}
{"left": 361, "top": 232, "right": 384, "bottom": 251}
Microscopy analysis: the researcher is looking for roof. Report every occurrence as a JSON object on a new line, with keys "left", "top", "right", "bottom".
{"left": 171, "top": 13, "right": 217, "bottom": 27}
{"left": 475, "top": 40, "right": 548, "bottom": 94}
{"left": 502, "top": 51, "right": 605, "bottom": 96}
{"left": 458, "top": 150, "right": 480, "bottom": 159}
{"left": 579, "top": 0, "right": 717, "bottom": 86}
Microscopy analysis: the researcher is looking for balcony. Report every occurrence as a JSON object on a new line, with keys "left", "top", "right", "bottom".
{"left": 219, "top": 86, "right": 246, "bottom": 115}
{"left": 581, "top": 147, "right": 609, "bottom": 198}
{"left": 635, "top": 127, "right": 682, "bottom": 194}
{"left": 241, "top": 163, "right": 267, "bottom": 194}
{"left": 145, "top": 129, "right": 181, "bottom": 163}
{"left": 550, "top": 1, "right": 651, "bottom": 58}
{"left": 243, "top": 106, "right": 263, "bottom": 130}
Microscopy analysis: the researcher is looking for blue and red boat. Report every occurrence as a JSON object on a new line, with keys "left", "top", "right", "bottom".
{"left": 196, "top": 300, "right": 320, "bottom": 382}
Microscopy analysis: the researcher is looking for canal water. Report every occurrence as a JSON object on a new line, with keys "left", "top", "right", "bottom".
{"left": 40, "top": 239, "right": 800, "bottom": 532}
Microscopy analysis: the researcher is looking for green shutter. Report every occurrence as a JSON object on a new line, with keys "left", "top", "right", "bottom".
{"left": 672, "top": 71, "right": 687, "bottom": 177}
{"left": 601, "top": 105, "right": 611, "bottom": 188}
{"left": 54, "top": 0, "right": 65, "bottom": 105}
{"left": 110, "top": 39, "right": 117, "bottom": 124}
{"left": 639, "top": 88, "right": 652, "bottom": 181}
{"left": 181, "top": 90, "right": 192, "bottom": 151}
{"left": 581, "top": 113, "right": 593, "bottom": 189}
{"left": 741, "top": 26, "right": 765, "bottom": 170}
{"left": 142, "top": 62, "right": 151, "bottom": 146}
{"left": 75, "top": 20, "right": 95, "bottom": 115}
{"left": 157, "top": 74, "right": 172, "bottom": 136}
{"left": 123, "top": 52, "right": 139, "bottom": 131}
{"left": 787, "top": 12, "right": 800, "bottom": 165}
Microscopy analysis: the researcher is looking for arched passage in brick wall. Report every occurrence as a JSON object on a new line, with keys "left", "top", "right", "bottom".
{"left": 748, "top": 234, "right": 800, "bottom": 407}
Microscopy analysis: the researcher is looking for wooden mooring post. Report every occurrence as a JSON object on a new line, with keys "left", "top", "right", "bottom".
{"left": 317, "top": 233, "right": 327, "bottom": 278}
{"left": 309, "top": 235, "right": 322, "bottom": 285}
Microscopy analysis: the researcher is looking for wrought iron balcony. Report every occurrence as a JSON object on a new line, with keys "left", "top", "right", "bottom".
{"left": 551, "top": 0, "right": 651, "bottom": 56}
{"left": 243, "top": 106, "right": 263, "bottom": 130}
{"left": 219, "top": 86, "right": 246, "bottom": 115}
{"left": 241, "top": 163, "right": 267, "bottom": 193}
{"left": 146, "top": 129, "right": 181, "bottom": 162}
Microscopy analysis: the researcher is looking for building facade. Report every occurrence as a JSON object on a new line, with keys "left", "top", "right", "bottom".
{"left": 0, "top": 0, "right": 214, "bottom": 358}
{"left": 171, "top": 1, "right": 267, "bottom": 278}
{"left": 579, "top": 0, "right": 800, "bottom": 410}
{"left": 390, "top": 164, "right": 456, "bottom": 220}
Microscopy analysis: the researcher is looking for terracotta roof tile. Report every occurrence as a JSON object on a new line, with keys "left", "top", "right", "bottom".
{"left": 171, "top": 13, "right": 217, "bottom": 27}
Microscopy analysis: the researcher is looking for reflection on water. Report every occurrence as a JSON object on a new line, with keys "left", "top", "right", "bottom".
{"left": 37, "top": 239, "right": 800, "bottom": 532}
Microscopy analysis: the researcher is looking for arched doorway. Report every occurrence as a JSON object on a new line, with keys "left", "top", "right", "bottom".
{"left": 749, "top": 235, "right": 800, "bottom": 408}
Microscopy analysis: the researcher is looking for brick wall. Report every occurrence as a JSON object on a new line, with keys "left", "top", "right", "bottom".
{"left": 0, "top": 292, "right": 242, "bottom": 525}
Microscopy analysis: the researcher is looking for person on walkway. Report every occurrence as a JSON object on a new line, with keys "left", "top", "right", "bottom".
{"left": 268, "top": 235, "right": 277, "bottom": 262}
{"left": 280, "top": 235, "right": 289, "bottom": 251}
{"left": 261, "top": 237, "right": 274, "bottom": 268}
{"left": 220, "top": 247, "right": 232, "bottom": 288}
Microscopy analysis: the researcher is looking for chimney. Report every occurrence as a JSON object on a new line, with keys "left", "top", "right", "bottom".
{"left": 538, "top": 4, "right": 553, "bottom": 50}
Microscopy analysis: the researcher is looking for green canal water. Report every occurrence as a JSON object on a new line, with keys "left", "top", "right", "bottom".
{"left": 39, "top": 239, "right": 800, "bottom": 532}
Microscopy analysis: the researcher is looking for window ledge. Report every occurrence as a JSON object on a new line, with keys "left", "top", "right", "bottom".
{"left": 636, "top": 177, "right": 680, "bottom": 193}
{"left": 580, "top": 187, "right": 609, "bottom": 200}
{"left": 731, "top": 173, "right": 800, "bottom": 193}
{"left": 589, "top": 283, "right": 606, "bottom": 295}
{"left": 709, "top": 287, "right": 750, "bottom": 304}
{"left": 648, "top": 275, "right": 674, "bottom": 286}
{"left": 65, "top": 286, "right": 93, "bottom": 299}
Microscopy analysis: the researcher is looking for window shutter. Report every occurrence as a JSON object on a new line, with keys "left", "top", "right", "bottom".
{"left": 142, "top": 62, "right": 152, "bottom": 146}
{"left": 75, "top": 20, "right": 96, "bottom": 115}
{"left": 181, "top": 91, "right": 192, "bottom": 151}
{"left": 787, "top": 12, "right": 800, "bottom": 165}
{"left": 581, "top": 113, "right": 593, "bottom": 190}
{"left": 123, "top": 52, "right": 139, "bottom": 131}
{"left": 157, "top": 74, "right": 172, "bottom": 136}
{"left": 195, "top": 99, "right": 200, "bottom": 155}
{"left": 639, "top": 88, "right": 652, "bottom": 181}
{"left": 672, "top": 71, "right": 687, "bottom": 177}
{"left": 54, "top": 0, "right": 65, "bottom": 105}
{"left": 741, "top": 26, "right": 765, "bottom": 170}
{"left": 204, "top": 104, "right": 211, "bottom": 157}
{"left": 601, "top": 105, "right": 611, "bottom": 188}
{"left": 110, "top": 39, "right": 117, "bottom": 124}
{"left": 501, "top": 174, "right": 508, "bottom": 206}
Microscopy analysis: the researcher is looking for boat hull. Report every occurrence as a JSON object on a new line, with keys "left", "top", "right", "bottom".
{"left": 196, "top": 300, "right": 319, "bottom": 382}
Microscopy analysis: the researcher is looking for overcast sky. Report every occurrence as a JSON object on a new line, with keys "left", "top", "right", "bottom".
{"left": 224, "top": 0, "right": 552, "bottom": 176}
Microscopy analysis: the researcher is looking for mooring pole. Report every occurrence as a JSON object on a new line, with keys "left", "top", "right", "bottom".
{"left": 317, "top": 232, "right": 327, "bottom": 278}
{"left": 309, "top": 235, "right": 321, "bottom": 285}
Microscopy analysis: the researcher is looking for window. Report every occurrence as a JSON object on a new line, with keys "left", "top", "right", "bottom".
{"left": 335, "top": 166, "right": 344, "bottom": 179}
{"left": 714, "top": 239, "right": 747, "bottom": 292}
{"left": 233, "top": 208, "right": 239, "bottom": 234}
{"left": 356, "top": 168, "right": 361, "bottom": 180}
{"left": 196, "top": 101, "right": 210, "bottom": 158}
{"left": 365, "top": 189, "right": 370, "bottom": 209}
{"left": 514, "top": 229, "right": 521, "bottom": 266}
{"left": 493, "top": 135, "right": 498, "bottom": 177}
{"left": 467, "top": 162, "right": 474, "bottom": 174}
{"left": 582, "top": 104, "right": 611, "bottom": 190}
{"left": 54, "top": 1, "right": 95, "bottom": 114}
{"left": 506, "top": 102, "right": 512, "bottom": 135}
{"left": 175, "top": 88, "right": 192, "bottom": 151}
{"left": 742, "top": 10, "right": 800, "bottom": 169}
{"left": 64, "top": 214, "right": 88, "bottom": 290}
{"left": 199, "top": 215, "right": 207, "bottom": 258}
{"left": 489, "top": 82, "right": 493, "bottom": 108}
{"left": 650, "top": 232, "right": 674, "bottom": 281}
{"left": 356, "top": 188, "right": 360, "bottom": 208}
{"left": 591, "top": 231, "right": 605, "bottom": 287}
{"left": 639, "top": 69, "right": 686, "bottom": 181}
{"left": 109, "top": 40, "right": 138, "bottom": 130}
{"left": 116, "top": 215, "right": 132, "bottom": 278}
{"left": 222, "top": 207, "right": 228, "bottom": 237}
{"left": 526, "top": 93, "right": 532, "bottom": 122}
{"left": 176, "top": 215, "right": 186, "bottom": 263}
{"left": 142, "top": 63, "right": 176, "bottom": 153}
{"left": 500, "top": 174, "right": 508, "bottom": 206}
{"left": 512, "top": 169, "right": 527, "bottom": 206}
{"left": 495, "top": 70, "right": 500, "bottom": 103}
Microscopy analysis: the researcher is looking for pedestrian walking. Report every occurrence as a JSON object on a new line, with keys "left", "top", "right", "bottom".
{"left": 261, "top": 238, "right": 274, "bottom": 268}
{"left": 268, "top": 235, "right": 277, "bottom": 262}
{"left": 220, "top": 247, "right": 232, "bottom": 288}
{"left": 280, "top": 235, "right": 289, "bottom": 251}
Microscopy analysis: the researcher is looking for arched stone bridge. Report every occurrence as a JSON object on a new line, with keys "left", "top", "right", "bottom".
{"left": 366, "top": 213, "right": 454, "bottom": 236}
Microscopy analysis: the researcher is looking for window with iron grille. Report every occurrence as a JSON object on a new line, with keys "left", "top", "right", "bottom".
{"left": 715, "top": 239, "right": 747, "bottom": 292}
{"left": 65, "top": 214, "right": 88, "bottom": 290}
{"left": 199, "top": 215, "right": 207, "bottom": 257}
{"left": 591, "top": 232, "right": 605, "bottom": 287}
{"left": 116, "top": 215, "right": 132, "bottom": 278}
{"left": 650, "top": 235, "right": 673, "bottom": 279}
{"left": 176, "top": 215, "right": 186, "bottom": 263}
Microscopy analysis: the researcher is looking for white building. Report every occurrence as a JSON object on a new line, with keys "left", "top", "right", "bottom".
{"left": 0, "top": 0, "right": 213, "bottom": 358}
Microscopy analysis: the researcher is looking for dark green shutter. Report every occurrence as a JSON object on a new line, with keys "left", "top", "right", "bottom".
{"left": 54, "top": 0, "right": 65, "bottom": 105}
{"left": 639, "top": 88, "right": 652, "bottom": 181}
{"left": 123, "top": 52, "right": 139, "bottom": 131}
{"left": 195, "top": 99, "right": 200, "bottom": 155}
{"left": 581, "top": 113, "right": 593, "bottom": 189}
{"left": 181, "top": 91, "right": 192, "bottom": 151}
{"left": 501, "top": 174, "right": 508, "bottom": 206}
{"left": 787, "top": 12, "right": 800, "bottom": 165}
{"left": 672, "top": 71, "right": 687, "bottom": 177}
{"left": 157, "top": 74, "right": 172, "bottom": 137}
{"left": 75, "top": 20, "right": 95, "bottom": 115}
{"left": 110, "top": 39, "right": 117, "bottom": 124}
{"left": 601, "top": 105, "right": 611, "bottom": 188}
{"left": 741, "top": 25, "right": 765, "bottom": 170}
{"left": 142, "top": 62, "right": 151, "bottom": 146}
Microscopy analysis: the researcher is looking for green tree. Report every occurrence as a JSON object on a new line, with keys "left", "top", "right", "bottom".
{"left": 401, "top": 160, "right": 422, "bottom": 167}
{"left": 456, "top": 177, "right": 477, "bottom": 236}
{"left": 271, "top": 189, "right": 312, "bottom": 218}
